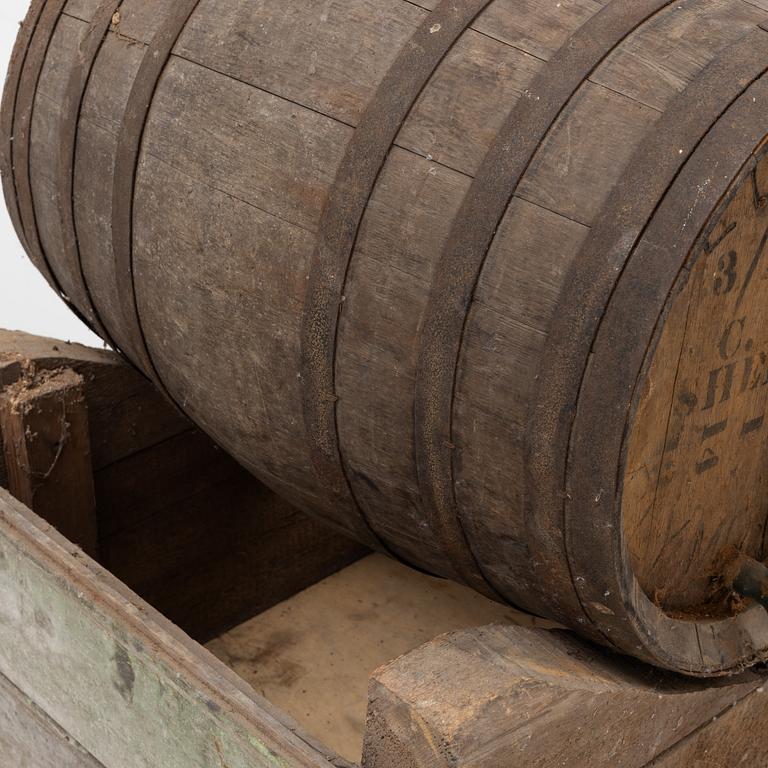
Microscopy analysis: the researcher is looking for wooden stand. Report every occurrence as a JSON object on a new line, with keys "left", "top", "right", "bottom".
{"left": 0, "top": 329, "right": 766, "bottom": 767}
{"left": 0, "top": 330, "right": 366, "bottom": 641}
{"left": 364, "top": 627, "right": 768, "bottom": 767}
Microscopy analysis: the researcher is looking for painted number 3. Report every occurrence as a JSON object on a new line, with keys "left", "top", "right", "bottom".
{"left": 714, "top": 250, "right": 738, "bottom": 295}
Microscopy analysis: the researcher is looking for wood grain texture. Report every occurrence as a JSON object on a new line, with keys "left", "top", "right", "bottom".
{"left": 456, "top": 8, "right": 768, "bottom": 630}
{"left": 55, "top": 0, "right": 123, "bottom": 350}
{"left": 0, "top": 487, "right": 350, "bottom": 768}
{"left": 301, "top": 0, "right": 507, "bottom": 574}
{"left": 0, "top": 368, "right": 98, "bottom": 556}
{"left": 7, "top": 0, "right": 768, "bottom": 674}
{"left": 0, "top": 329, "right": 189, "bottom": 470}
{"left": 10, "top": 0, "right": 69, "bottom": 295}
{"left": 0, "top": 670, "right": 105, "bottom": 768}
{"left": 0, "top": 329, "right": 366, "bottom": 644}
{"left": 649, "top": 684, "right": 768, "bottom": 766}
{"left": 414, "top": 0, "right": 675, "bottom": 622}
{"left": 98, "top": 433, "right": 367, "bottom": 643}
{"left": 208, "top": 554, "right": 548, "bottom": 764}
{"left": 110, "top": 0, "right": 202, "bottom": 383}
{"left": 625, "top": 149, "right": 768, "bottom": 610}
{"left": 560, "top": 77, "right": 768, "bottom": 672}
{"left": 0, "top": 0, "right": 45, "bottom": 258}
{"left": 362, "top": 625, "right": 766, "bottom": 768}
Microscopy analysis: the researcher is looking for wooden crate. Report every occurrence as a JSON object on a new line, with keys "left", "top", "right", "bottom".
{"left": 0, "top": 329, "right": 767, "bottom": 768}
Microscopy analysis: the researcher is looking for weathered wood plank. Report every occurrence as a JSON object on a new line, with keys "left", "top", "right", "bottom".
{"left": 0, "top": 487, "right": 348, "bottom": 768}
{"left": 63, "top": 0, "right": 103, "bottom": 20}
{"left": 0, "top": 330, "right": 366, "bottom": 642}
{"left": 133, "top": 108, "right": 347, "bottom": 521}
{"left": 208, "top": 554, "right": 549, "bottom": 764}
{"left": 30, "top": 13, "right": 91, "bottom": 318}
{"left": 0, "top": 368, "right": 98, "bottom": 556}
{"left": 0, "top": 329, "right": 188, "bottom": 470}
{"left": 648, "top": 684, "right": 768, "bottom": 766}
{"left": 411, "top": 0, "right": 607, "bottom": 61}
{"left": 592, "top": 0, "right": 768, "bottom": 111}
{"left": 177, "top": 0, "right": 544, "bottom": 176}
{"left": 0, "top": 670, "right": 105, "bottom": 768}
{"left": 73, "top": 32, "right": 151, "bottom": 364}
{"left": 362, "top": 625, "right": 766, "bottom": 767}
{"left": 98, "top": 438, "right": 368, "bottom": 642}
{"left": 93, "top": 427, "right": 234, "bottom": 538}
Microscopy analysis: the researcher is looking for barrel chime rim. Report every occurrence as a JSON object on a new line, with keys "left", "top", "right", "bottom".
{"left": 559, "top": 70, "right": 768, "bottom": 675}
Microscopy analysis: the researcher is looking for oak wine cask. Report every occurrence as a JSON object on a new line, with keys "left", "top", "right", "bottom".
{"left": 4, "top": 0, "right": 768, "bottom": 675}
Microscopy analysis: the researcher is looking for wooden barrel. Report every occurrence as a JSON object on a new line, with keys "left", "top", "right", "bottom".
{"left": 4, "top": 0, "right": 768, "bottom": 675}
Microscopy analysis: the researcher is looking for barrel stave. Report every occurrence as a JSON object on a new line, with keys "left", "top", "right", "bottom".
{"left": 6, "top": 0, "right": 768, "bottom": 674}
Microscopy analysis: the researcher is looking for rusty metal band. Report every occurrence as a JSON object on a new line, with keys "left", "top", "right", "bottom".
{"left": 7, "top": 0, "right": 70, "bottom": 296}
{"left": 0, "top": 0, "right": 46, "bottom": 257}
{"left": 300, "top": 0, "right": 497, "bottom": 560}
{"left": 57, "top": 0, "right": 125, "bottom": 350}
{"left": 112, "top": 0, "right": 202, "bottom": 391}
{"left": 551, "top": 32, "right": 768, "bottom": 664}
{"left": 413, "top": 0, "right": 678, "bottom": 603}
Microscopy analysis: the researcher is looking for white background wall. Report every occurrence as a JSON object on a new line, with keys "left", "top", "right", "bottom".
{"left": 0, "top": 2, "right": 100, "bottom": 346}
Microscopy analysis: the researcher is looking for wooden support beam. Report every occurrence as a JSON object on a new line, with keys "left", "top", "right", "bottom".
{"left": 0, "top": 330, "right": 190, "bottom": 469}
{"left": 362, "top": 625, "right": 768, "bottom": 768}
{"left": 649, "top": 685, "right": 768, "bottom": 765}
{"left": 0, "top": 368, "right": 98, "bottom": 556}
{"left": 0, "top": 329, "right": 366, "bottom": 642}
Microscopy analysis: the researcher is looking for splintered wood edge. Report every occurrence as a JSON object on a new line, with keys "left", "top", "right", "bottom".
{"left": 0, "top": 366, "right": 98, "bottom": 556}
{"left": 0, "top": 328, "right": 191, "bottom": 470}
{"left": 363, "top": 625, "right": 767, "bottom": 768}
{"left": 0, "top": 329, "right": 114, "bottom": 371}
{"left": 1, "top": 366, "right": 85, "bottom": 409}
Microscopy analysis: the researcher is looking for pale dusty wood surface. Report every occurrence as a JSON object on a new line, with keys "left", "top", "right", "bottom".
{"left": 0, "top": 487, "right": 348, "bottom": 768}
{"left": 650, "top": 683, "right": 768, "bottom": 766}
{"left": 363, "top": 625, "right": 766, "bottom": 768}
{"left": 0, "top": 670, "right": 105, "bottom": 768}
{"left": 206, "top": 554, "right": 550, "bottom": 764}
{"left": 0, "top": 329, "right": 109, "bottom": 368}
{"left": 624, "top": 148, "right": 768, "bottom": 610}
